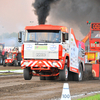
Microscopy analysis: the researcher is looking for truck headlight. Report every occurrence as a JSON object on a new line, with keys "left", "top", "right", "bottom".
{"left": 52, "top": 62, "right": 57, "bottom": 66}
{"left": 24, "top": 62, "right": 29, "bottom": 66}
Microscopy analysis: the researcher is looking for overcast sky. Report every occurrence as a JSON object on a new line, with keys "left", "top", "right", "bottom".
{"left": 0, "top": 0, "right": 38, "bottom": 33}
{"left": 0, "top": 0, "right": 85, "bottom": 40}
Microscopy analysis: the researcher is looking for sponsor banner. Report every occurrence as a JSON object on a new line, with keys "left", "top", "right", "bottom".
{"left": 70, "top": 66, "right": 79, "bottom": 73}
{"left": 70, "top": 31, "right": 78, "bottom": 70}
{"left": 35, "top": 46, "right": 47, "bottom": 50}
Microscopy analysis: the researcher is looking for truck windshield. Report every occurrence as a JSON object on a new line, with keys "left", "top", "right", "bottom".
{"left": 91, "top": 31, "right": 100, "bottom": 38}
{"left": 24, "top": 30, "right": 61, "bottom": 43}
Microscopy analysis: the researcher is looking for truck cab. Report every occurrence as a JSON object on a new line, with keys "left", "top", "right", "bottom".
{"left": 18, "top": 24, "right": 85, "bottom": 81}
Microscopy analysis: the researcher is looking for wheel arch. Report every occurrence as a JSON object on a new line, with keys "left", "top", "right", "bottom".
{"left": 80, "top": 61, "right": 83, "bottom": 71}
{"left": 61, "top": 53, "right": 69, "bottom": 70}
{"left": 65, "top": 55, "right": 70, "bottom": 69}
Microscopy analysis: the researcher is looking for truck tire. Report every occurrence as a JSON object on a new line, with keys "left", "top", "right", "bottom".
{"left": 17, "top": 53, "right": 22, "bottom": 61}
{"left": 74, "top": 63, "right": 83, "bottom": 81}
{"left": 18, "top": 62, "right": 21, "bottom": 66}
{"left": 59, "top": 65, "right": 68, "bottom": 81}
{"left": 3, "top": 60, "right": 6, "bottom": 67}
{"left": 14, "top": 60, "right": 18, "bottom": 66}
{"left": 24, "top": 67, "right": 32, "bottom": 80}
{"left": 0, "top": 56, "right": 3, "bottom": 65}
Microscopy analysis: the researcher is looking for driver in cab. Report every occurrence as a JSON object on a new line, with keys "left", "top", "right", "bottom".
{"left": 53, "top": 34, "right": 60, "bottom": 42}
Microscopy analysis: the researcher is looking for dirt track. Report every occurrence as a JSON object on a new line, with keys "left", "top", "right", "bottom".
{"left": 0, "top": 66, "right": 100, "bottom": 100}
{"left": 0, "top": 66, "right": 21, "bottom": 70}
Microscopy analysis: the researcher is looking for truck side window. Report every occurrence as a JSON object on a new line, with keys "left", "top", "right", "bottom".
{"left": 62, "top": 33, "right": 65, "bottom": 42}
{"left": 65, "top": 33, "right": 68, "bottom": 40}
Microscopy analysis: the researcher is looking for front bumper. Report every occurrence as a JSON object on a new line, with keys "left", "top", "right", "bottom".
{"left": 21, "top": 60, "right": 63, "bottom": 70}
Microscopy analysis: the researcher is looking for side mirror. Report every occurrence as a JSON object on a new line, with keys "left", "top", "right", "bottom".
{"left": 18, "top": 31, "right": 22, "bottom": 42}
{"left": 65, "top": 33, "right": 68, "bottom": 40}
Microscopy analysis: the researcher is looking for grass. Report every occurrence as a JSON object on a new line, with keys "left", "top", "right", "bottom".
{"left": 0, "top": 72, "right": 22, "bottom": 75}
{"left": 0, "top": 69, "right": 22, "bottom": 71}
{"left": 77, "top": 94, "right": 100, "bottom": 100}
{"left": 0, "top": 69, "right": 23, "bottom": 75}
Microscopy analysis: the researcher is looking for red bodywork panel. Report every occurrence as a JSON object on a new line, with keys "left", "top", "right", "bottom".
{"left": 21, "top": 44, "right": 24, "bottom": 59}
{"left": 90, "top": 23, "right": 100, "bottom": 51}
{"left": 92, "top": 64, "right": 99, "bottom": 78}
{"left": 90, "top": 39, "right": 100, "bottom": 51}
{"left": 25, "top": 25, "right": 68, "bottom": 33}
{"left": 59, "top": 45, "right": 63, "bottom": 59}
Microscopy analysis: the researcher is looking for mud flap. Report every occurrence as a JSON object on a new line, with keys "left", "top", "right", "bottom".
{"left": 83, "top": 64, "right": 93, "bottom": 80}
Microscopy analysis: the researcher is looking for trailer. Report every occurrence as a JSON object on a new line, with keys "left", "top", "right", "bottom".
{"left": 82, "top": 21, "right": 100, "bottom": 79}
{"left": 18, "top": 24, "right": 85, "bottom": 81}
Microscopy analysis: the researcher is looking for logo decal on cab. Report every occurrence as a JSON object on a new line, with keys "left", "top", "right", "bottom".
{"left": 26, "top": 45, "right": 32, "bottom": 50}
{"left": 50, "top": 45, "right": 57, "bottom": 51}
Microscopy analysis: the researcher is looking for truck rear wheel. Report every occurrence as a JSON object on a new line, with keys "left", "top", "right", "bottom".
{"left": 59, "top": 65, "right": 68, "bottom": 81}
{"left": 24, "top": 67, "right": 32, "bottom": 80}
{"left": 74, "top": 64, "right": 83, "bottom": 81}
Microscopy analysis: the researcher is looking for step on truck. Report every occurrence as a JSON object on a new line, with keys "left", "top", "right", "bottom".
{"left": 18, "top": 25, "right": 85, "bottom": 81}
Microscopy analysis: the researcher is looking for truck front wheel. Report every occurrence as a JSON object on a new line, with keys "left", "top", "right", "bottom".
{"left": 59, "top": 65, "right": 68, "bottom": 81}
{"left": 24, "top": 67, "right": 32, "bottom": 80}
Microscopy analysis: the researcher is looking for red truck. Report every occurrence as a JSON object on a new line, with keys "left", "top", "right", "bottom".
{"left": 18, "top": 25, "right": 85, "bottom": 81}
